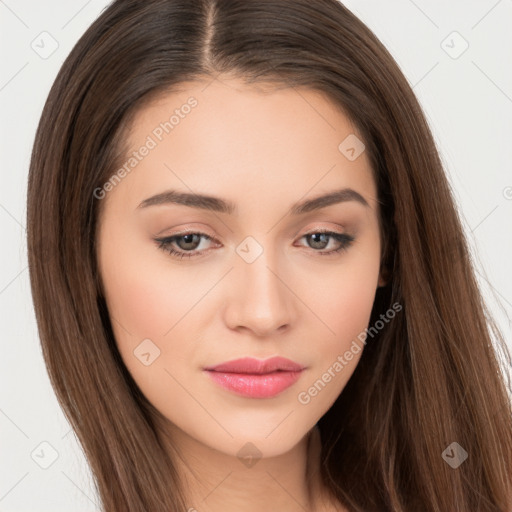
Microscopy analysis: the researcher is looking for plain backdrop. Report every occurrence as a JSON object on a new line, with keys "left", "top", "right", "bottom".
{"left": 1, "top": 1, "right": 511, "bottom": 510}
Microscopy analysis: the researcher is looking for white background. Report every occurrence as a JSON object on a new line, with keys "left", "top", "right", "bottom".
{"left": 1, "top": 0, "right": 511, "bottom": 510}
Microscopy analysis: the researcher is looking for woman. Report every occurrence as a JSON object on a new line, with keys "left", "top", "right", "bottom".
{"left": 26, "top": 0, "right": 512, "bottom": 510}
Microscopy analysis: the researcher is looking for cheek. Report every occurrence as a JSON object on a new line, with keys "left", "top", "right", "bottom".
{"left": 97, "top": 229, "right": 214, "bottom": 392}
{"left": 102, "top": 265, "right": 198, "bottom": 340}
{"left": 324, "top": 265, "right": 379, "bottom": 343}
{"left": 298, "top": 240, "right": 381, "bottom": 349}
{"left": 292, "top": 297, "right": 375, "bottom": 420}
{"left": 292, "top": 246, "right": 381, "bottom": 407}
{"left": 98, "top": 223, "right": 214, "bottom": 340}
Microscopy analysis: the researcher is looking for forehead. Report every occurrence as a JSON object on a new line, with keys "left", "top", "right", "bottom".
{"left": 129, "top": 77, "right": 360, "bottom": 151}
{"left": 107, "top": 77, "right": 377, "bottom": 215}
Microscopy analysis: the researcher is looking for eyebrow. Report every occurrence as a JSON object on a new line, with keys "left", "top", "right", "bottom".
{"left": 137, "top": 187, "right": 369, "bottom": 215}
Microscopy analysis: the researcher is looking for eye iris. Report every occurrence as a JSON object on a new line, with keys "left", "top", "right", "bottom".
{"left": 178, "top": 234, "right": 201, "bottom": 250}
{"left": 308, "top": 233, "right": 329, "bottom": 249}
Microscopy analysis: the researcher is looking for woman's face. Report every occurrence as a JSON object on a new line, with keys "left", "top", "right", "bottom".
{"left": 97, "top": 77, "right": 384, "bottom": 459}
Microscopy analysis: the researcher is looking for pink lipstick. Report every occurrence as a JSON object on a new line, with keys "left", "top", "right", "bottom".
{"left": 203, "top": 356, "right": 305, "bottom": 399}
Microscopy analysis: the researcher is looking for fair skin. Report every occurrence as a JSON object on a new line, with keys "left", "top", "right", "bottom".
{"left": 97, "top": 76, "right": 385, "bottom": 512}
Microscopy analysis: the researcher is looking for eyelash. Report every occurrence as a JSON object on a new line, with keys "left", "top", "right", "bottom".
{"left": 154, "top": 229, "right": 355, "bottom": 260}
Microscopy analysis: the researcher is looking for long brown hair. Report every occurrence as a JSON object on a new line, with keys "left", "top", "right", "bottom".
{"left": 26, "top": 0, "right": 512, "bottom": 510}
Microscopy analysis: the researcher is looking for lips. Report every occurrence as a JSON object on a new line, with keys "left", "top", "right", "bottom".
{"left": 203, "top": 356, "right": 305, "bottom": 398}
{"left": 204, "top": 356, "right": 304, "bottom": 374}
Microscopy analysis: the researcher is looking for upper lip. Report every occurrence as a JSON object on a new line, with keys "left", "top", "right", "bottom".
{"left": 204, "top": 356, "right": 305, "bottom": 374}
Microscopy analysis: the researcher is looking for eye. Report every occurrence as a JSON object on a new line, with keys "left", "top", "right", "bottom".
{"left": 155, "top": 232, "right": 216, "bottom": 259}
{"left": 154, "top": 229, "right": 355, "bottom": 260}
{"left": 296, "top": 230, "right": 355, "bottom": 256}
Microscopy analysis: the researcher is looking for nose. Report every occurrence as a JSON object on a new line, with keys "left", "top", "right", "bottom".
{"left": 223, "top": 250, "right": 296, "bottom": 337}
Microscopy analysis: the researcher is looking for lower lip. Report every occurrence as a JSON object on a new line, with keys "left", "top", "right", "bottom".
{"left": 205, "top": 370, "right": 303, "bottom": 398}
